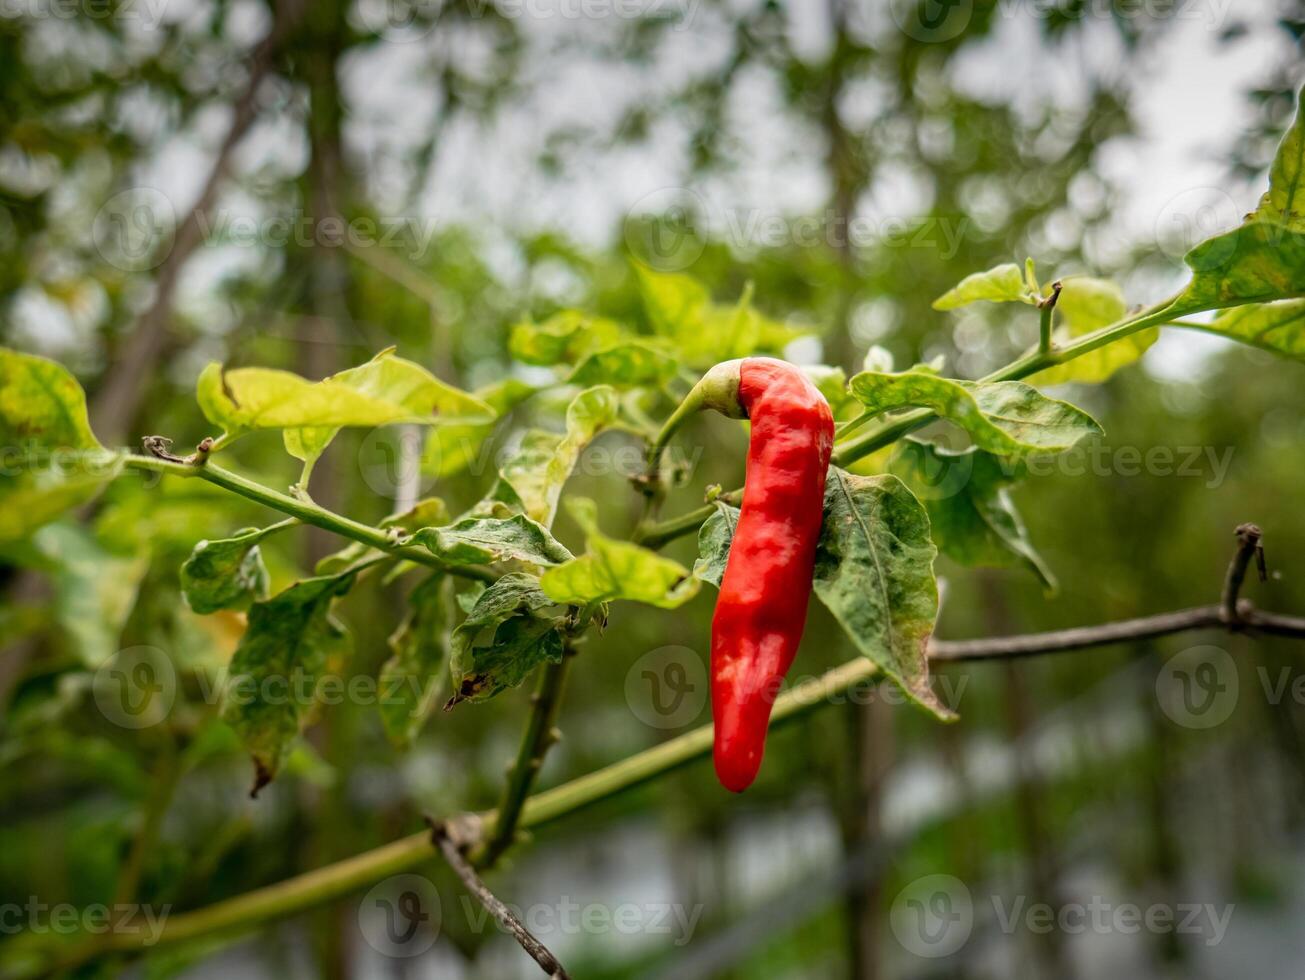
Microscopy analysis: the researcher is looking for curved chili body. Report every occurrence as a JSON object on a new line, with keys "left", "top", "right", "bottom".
{"left": 711, "top": 357, "right": 834, "bottom": 792}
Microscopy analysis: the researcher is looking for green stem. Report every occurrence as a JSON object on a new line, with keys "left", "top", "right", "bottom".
{"left": 473, "top": 650, "right": 575, "bottom": 869}
{"left": 123, "top": 456, "right": 495, "bottom": 583}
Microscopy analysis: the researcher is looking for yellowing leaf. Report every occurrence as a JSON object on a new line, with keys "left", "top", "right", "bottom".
{"left": 540, "top": 498, "right": 698, "bottom": 609}
{"left": 932, "top": 263, "right": 1037, "bottom": 310}
{"left": 0, "top": 347, "right": 121, "bottom": 540}
{"left": 283, "top": 349, "right": 493, "bottom": 465}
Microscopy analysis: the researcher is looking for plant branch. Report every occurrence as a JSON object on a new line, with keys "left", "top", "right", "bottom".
{"left": 1221, "top": 522, "right": 1266, "bottom": 625}
{"left": 430, "top": 818, "right": 571, "bottom": 979}
{"left": 123, "top": 453, "right": 495, "bottom": 583}
{"left": 473, "top": 648, "right": 576, "bottom": 870}
{"left": 40, "top": 554, "right": 1305, "bottom": 972}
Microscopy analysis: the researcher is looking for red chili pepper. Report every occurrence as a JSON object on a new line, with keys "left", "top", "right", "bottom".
{"left": 651, "top": 357, "right": 833, "bottom": 791}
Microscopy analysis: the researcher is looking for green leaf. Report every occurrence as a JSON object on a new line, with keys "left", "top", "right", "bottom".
{"left": 1195, "top": 300, "right": 1305, "bottom": 359}
{"left": 634, "top": 266, "right": 807, "bottom": 367}
{"left": 568, "top": 342, "right": 679, "bottom": 389}
{"left": 812, "top": 470, "right": 951, "bottom": 719}
{"left": 890, "top": 440, "right": 1054, "bottom": 591}
{"left": 1032, "top": 277, "right": 1158, "bottom": 385}
{"left": 509, "top": 311, "right": 623, "bottom": 365}
{"left": 932, "top": 262, "right": 1037, "bottom": 310}
{"left": 413, "top": 514, "right": 574, "bottom": 567}
{"left": 180, "top": 524, "right": 289, "bottom": 614}
{"left": 0, "top": 347, "right": 122, "bottom": 540}
{"left": 315, "top": 497, "right": 450, "bottom": 575}
{"left": 848, "top": 371, "right": 1102, "bottom": 455}
{"left": 635, "top": 264, "right": 710, "bottom": 336}
{"left": 693, "top": 502, "right": 740, "bottom": 588}
{"left": 379, "top": 574, "right": 452, "bottom": 747}
{"left": 540, "top": 498, "right": 698, "bottom": 609}
{"left": 1250, "top": 84, "right": 1304, "bottom": 231}
{"left": 422, "top": 379, "right": 534, "bottom": 480}
{"left": 220, "top": 571, "right": 356, "bottom": 793}
{"left": 1170, "top": 220, "right": 1305, "bottom": 315}
{"left": 198, "top": 364, "right": 412, "bottom": 439}
{"left": 283, "top": 349, "right": 494, "bottom": 466}
{"left": 448, "top": 572, "right": 565, "bottom": 706}
{"left": 27, "top": 523, "right": 149, "bottom": 668}
{"left": 499, "top": 385, "right": 620, "bottom": 527}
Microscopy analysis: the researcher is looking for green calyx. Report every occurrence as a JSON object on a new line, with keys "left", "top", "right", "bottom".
{"left": 648, "top": 359, "right": 746, "bottom": 467}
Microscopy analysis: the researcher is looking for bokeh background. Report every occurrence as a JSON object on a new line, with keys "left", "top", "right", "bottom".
{"left": 3, "top": 0, "right": 1305, "bottom": 977}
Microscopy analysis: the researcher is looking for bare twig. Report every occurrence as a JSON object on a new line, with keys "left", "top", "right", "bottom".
{"left": 429, "top": 818, "right": 571, "bottom": 980}
{"left": 1222, "top": 522, "right": 1265, "bottom": 625}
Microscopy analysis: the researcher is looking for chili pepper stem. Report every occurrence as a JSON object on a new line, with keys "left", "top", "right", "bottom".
{"left": 646, "top": 359, "right": 746, "bottom": 472}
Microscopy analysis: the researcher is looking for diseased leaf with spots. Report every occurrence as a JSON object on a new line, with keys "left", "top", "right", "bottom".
{"left": 1032, "top": 277, "right": 1158, "bottom": 385}
{"left": 1191, "top": 299, "right": 1305, "bottom": 360}
{"left": 379, "top": 574, "right": 452, "bottom": 747}
{"left": 693, "top": 502, "right": 740, "bottom": 588}
{"left": 1250, "top": 84, "right": 1304, "bottom": 231}
{"left": 1170, "top": 221, "right": 1305, "bottom": 315}
{"left": 181, "top": 523, "right": 291, "bottom": 613}
{"left": 540, "top": 498, "right": 698, "bottom": 609}
{"left": 848, "top": 371, "right": 1102, "bottom": 455}
{"left": 932, "top": 263, "right": 1037, "bottom": 310}
{"left": 221, "top": 571, "right": 357, "bottom": 793}
{"left": 0, "top": 347, "right": 122, "bottom": 539}
{"left": 891, "top": 440, "right": 1054, "bottom": 591}
{"left": 812, "top": 470, "right": 951, "bottom": 719}
{"left": 413, "top": 514, "right": 573, "bottom": 567}
{"left": 448, "top": 573, "right": 565, "bottom": 706}
{"left": 283, "top": 349, "right": 494, "bottom": 466}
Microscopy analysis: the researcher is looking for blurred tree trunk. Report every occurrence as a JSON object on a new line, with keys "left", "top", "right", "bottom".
{"left": 838, "top": 693, "right": 893, "bottom": 980}
{"left": 986, "top": 575, "right": 1071, "bottom": 980}
{"left": 299, "top": 4, "right": 353, "bottom": 978}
